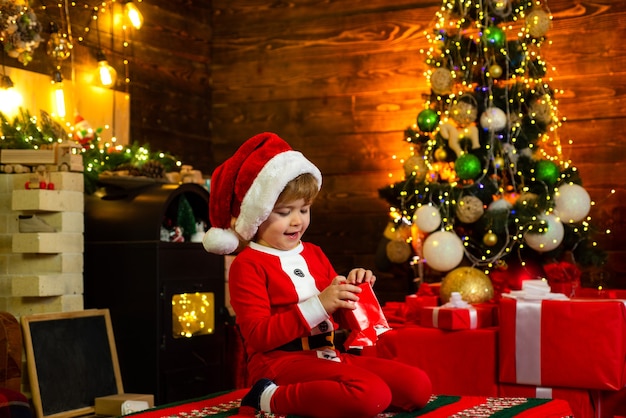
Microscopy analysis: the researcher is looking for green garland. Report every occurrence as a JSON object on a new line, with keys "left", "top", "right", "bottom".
{"left": 0, "top": 109, "right": 181, "bottom": 194}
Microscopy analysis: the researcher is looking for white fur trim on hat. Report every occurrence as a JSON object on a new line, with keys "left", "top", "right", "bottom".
{"left": 202, "top": 227, "right": 240, "bottom": 255}
{"left": 234, "top": 150, "right": 321, "bottom": 241}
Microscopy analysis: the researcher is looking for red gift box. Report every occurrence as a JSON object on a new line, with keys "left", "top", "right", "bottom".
{"left": 336, "top": 283, "right": 390, "bottom": 349}
{"left": 499, "top": 297, "right": 626, "bottom": 390}
{"left": 382, "top": 301, "right": 407, "bottom": 328}
{"left": 498, "top": 383, "right": 594, "bottom": 418}
{"left": 592, "top": 387, "right": 626, "bottom": 418}
{"left": 575, "top": 287, "right": 626, "bottom": 299}
{"left": 420, "top": 305, "right": 495, "bottom": 330}
{"left": 376, "top": 326, "right": 499, "bottom": 396}
{"left": 405, "top": 294, "right": 439, "bottom": 324}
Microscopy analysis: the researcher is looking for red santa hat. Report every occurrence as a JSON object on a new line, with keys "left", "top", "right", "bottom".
{"left": 203, "top": 132, "right": 322, "bottom": 255}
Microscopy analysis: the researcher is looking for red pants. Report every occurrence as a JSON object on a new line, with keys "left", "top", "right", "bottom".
{"left": 247, "top": 350, "right": 432, "bottom": 417}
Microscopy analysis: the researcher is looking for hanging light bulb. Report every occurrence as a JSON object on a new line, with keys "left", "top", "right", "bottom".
{"left": 95, "top": 49, "right": 117, "bottom": 88}
{"left": 124, "top": 0, "right": 144, "bottom": 30}
{"left": 46, "top": 22, "right": 72, "bottom": 63}
{"left": 0, "top": 74, "right": 23, "bottom": 117}
{"left": 51, "top": 70, "right": 66, "bottom": 119}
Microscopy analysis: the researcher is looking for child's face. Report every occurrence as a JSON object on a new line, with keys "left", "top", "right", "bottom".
{"left": 255, "top": 198, "right": 311, "bottom": 250}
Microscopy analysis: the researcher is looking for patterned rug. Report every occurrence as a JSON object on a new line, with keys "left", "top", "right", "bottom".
{"left": 127, "top": 389, "right": 574, "bottom": 418}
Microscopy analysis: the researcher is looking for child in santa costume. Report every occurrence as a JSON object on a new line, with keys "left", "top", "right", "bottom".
{"left": 203, "top": 132, "right": 432, "bottom": 417}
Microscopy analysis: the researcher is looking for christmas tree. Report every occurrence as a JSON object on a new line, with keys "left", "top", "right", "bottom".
{"left": 378, "top": 0, "right": 607, "bottom": 300}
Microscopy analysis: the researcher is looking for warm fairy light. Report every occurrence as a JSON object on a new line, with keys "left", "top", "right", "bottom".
{"left": 0, "top": 75, "right": 23, "bottom": 117}
{"left": 124, "top": 0, "right": 144, "bottom": 29}
{"left": 172, "top": 292, "right": 215, "bottom": 338}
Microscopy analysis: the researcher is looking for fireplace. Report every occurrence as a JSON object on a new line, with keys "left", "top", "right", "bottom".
{"left": 84, "top": 182, "right": 228, "bottom": 404}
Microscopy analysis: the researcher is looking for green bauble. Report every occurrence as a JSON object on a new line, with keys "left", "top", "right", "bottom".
{"left": 534, "top": 160, "right": 560, "bottom": 185}
{"left": 417, "top": 109, "right": 440, "bottom": 132}
{"left": 483, "top": 26, "right": 506, "bottom": 48}
{"left": 455, "top": 153, "right": 482, "bottom": 180}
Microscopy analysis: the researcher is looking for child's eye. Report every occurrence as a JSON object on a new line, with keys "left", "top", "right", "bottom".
{"left": 276, "top": 209, "right": 290, "bottom": 216}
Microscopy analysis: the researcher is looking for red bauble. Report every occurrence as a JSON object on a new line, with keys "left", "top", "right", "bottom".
{"left": 490, "top": 258, "right": 545, "bottom": 300}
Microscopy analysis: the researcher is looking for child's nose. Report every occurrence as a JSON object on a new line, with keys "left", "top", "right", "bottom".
{"left": 291, "top": 213, "right": 303, "bottom": 225}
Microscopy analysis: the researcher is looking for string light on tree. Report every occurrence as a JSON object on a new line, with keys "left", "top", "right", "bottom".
{"left": 377, "top": 0, "right": 607, "bottom": 292}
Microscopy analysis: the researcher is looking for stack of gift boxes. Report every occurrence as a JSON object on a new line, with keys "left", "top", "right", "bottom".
{"left": 371, "top": 281, "right": 626, "bottom": 418}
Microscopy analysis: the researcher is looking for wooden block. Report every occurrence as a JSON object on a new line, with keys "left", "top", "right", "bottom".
{"left": 12, "top": 190, "right": 84, "bottom": 212}
{"left": 5, "top": 294, "right": 84, "bottom": 317}
{"left": 11, "top": 273, "right": 83, "bottom": 297}
{"left": 7, "top": 253, "right": 83, "bottom": 275}
{"left": 1, "top": 149, "right": 56, "bottom": 164}
{"left": 12, "top": 233, "right": 83, "bottom": 254}
{"left": 11, "top": 172, "right": 84, "bottom": 192}
{"left": 34, "top": 212, "right": 84, "bottom": 233}
{"left": 95, "top": 394, "right": 154, "bottom": 416}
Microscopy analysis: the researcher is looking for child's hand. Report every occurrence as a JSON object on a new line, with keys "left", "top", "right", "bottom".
{"left": 318, "top": 276, "right": 362, "bottom": 314}
{"left": 346, "top": 268, "right": 376, "bottom": 286}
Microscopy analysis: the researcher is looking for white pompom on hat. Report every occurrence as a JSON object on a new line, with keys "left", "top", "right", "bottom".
{"left": 203, "top": 132, "right": 322, "bottom": 255}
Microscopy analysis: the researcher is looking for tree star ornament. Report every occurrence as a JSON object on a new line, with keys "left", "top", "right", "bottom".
{"left": 440, "top": 122, "right": 480, "bottom": 157}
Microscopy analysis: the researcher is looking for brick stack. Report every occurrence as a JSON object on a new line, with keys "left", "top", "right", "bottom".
{"left": 0, "top": 172, "right": 84, "bottom": 319}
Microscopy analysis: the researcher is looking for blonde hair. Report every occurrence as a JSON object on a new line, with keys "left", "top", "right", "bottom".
{"left": 276, "top": 173, "right": 320, "bottom": 206}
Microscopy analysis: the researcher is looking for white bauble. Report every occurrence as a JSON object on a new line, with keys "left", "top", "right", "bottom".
{"left": 414, "top": 204, "right": 442, "bottom": 233}
{"left": 555, "top": 183, "right": 591, "bottom": 223}
{"left": 480, "top": 107, "right": 508, "bottom": 131}
{"left": 487, "top": 198, "right": 512, "bottom": 212}
{"left": 525, "top": 213, "right": 564, "bottom": 252}
{"left": 423, "top": 230, "right": 465, "bottom": 272}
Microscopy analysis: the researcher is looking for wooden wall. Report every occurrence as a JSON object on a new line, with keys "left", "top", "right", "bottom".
{"left": 209, "top": 0, "right": 626, "bottom": 302}
{"left": 7, "top": 0, "right": 626, "bottom": 303}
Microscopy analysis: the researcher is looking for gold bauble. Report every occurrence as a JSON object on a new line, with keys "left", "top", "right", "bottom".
{"left": 450, "top": 99, "right": 478, "bottom": 126}
{"left": 440, "top": 267, "right": 495, "bottom": 304}
{"left": 528, "top": 98, "right": 552, "bottom": 124}
{"left": 430, "top": 67, "right": 454, "bottom": 95}
{"left": 383, "top": 222, "right": 412, "bottom": 241}
{"left": 434, "top": 147, "right": 448, "bottom": 162}
{"left": 386, "top": 239, "right": 412, "bottom": 264}
{"left": 403, "top": 155, "right": 428, "bottom": 182}
{"left": 483, "top": 231, "right": 498, "bottom": 247}
{"left": 488, "top": 64, "right": 503, "bottom": 79}
{"left": 526, "top": 9, "right": 551, "bottom": 38}
{"left": 456, "top": 195, "right": 484, "bottom": 224}
{"left": 493, "top": 156, "right": 505, "bottom": 170}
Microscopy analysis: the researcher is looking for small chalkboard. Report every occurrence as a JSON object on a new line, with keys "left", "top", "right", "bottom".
{"left": 22, "top": 309, "right": 123, "bottom": 418}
